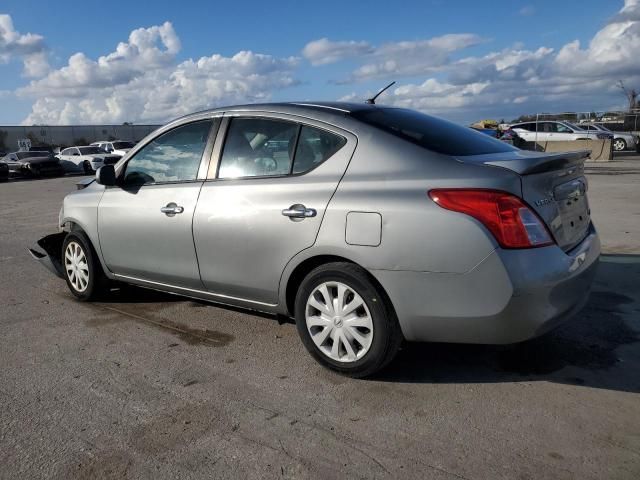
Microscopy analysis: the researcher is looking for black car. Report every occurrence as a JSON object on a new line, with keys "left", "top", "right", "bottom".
{"left": 0, "top": 160, "right": 8, "bottom": 181}
{"left": 1, "top": 151, "right": 64, "bottom": 177}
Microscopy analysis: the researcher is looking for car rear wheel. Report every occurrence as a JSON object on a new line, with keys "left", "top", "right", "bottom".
{"left": 294, "top": 262, "right": 402, "bottom": 377}
{"left": 83, "top": 160, "right": 94, "bottom": 175}
{"left": 62, "top": 232, "right": 107, "bottom": 301}
{"left": 613, "top": 138, "right": 627, "bottom": 151}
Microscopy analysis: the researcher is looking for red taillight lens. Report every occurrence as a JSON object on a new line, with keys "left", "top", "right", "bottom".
{"left": 428, "top": 189, "right": 554, "bottom": 249}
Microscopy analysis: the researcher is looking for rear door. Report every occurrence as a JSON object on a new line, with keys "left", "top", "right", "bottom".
{"left": 193, "top": 113, "right": 356, "bottom": 305}
{"left": 98, "top": 118, "right": 218, "bottom": 288}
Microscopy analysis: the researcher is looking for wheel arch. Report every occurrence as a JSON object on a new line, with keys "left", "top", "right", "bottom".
{"left": 61, "top": 216, "right": 113, "bottom": 279}
{"left": 281, "top": 252, "right": 398, "bottom": 321}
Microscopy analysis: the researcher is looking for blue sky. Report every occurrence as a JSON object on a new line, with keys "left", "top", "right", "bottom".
{"left": 1, "top": 0, "right": 638, "bottom": 125}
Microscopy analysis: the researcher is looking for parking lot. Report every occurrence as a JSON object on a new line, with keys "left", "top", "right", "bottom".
{"left": 1, "top": 157, "right": 639, "bottom": 479}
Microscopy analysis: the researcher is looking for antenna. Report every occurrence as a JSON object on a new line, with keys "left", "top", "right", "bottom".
{"left": 365, "top": 81, "right": 396, "bottom": 105}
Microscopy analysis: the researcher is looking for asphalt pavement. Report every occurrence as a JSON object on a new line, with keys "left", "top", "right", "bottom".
{"left": 1, "top": 158, "right": 639, "bottom": 479}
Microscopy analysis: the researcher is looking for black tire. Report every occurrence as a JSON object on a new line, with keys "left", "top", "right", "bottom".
{"left": 294, "top": 262, "right": 403, "bottom": 378}
{"left": 83, "top": 160, "right": 94, "bottom": 175}
{"left": 613, "top": 138, "right": 627, "bottom": 152}
{"left": 62, "top": 231, "right": 108, "bottom": 301}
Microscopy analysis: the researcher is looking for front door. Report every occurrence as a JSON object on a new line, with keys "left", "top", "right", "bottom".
{"left": 98, "top": 119, "right": 216, "bottom": 289}
{"left": 193, "top": 114, "right": 355, "bottom": 305}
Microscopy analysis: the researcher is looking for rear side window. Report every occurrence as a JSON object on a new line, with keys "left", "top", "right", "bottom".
{"left": 123, "top": 119, "right": 213, "bottom": 185}
{"left": 218, "top": 118, "right": 346, "bottom": 179}
{"left": 352, "top": 108, "right": 516, "bottom": 156}
{"left": 218, "top": 118, "right": 298, "bottom": 178}
{"left": 292, "top": 126, "right": 346, "bottom": 174}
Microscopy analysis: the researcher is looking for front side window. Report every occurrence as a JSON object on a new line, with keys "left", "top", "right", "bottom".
{"left": 292, "top": 126, "right": 346, "bottom": 174}
{"left": 218, "top": 118, "right": 298, "bottom": 178}
{"left": 556, "top": 123, "right": 573, "bottom": 133}
{"left": 123, "top": 120, "right": 213, "bottom": 185}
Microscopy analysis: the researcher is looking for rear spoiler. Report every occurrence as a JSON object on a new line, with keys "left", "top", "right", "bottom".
{"left": 482, "top": 150, "right": 591, "bottom": 175}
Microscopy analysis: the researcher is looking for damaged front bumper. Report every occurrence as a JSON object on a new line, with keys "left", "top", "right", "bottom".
{"left": 29, "top": 232, "right": 66, "bottom": 278}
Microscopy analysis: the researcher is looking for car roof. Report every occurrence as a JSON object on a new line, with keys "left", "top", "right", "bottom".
{"left": 173, "top": 101, "right": 392, "bottom": 125}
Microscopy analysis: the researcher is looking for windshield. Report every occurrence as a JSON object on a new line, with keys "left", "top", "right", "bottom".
{"left": 17, "top": 151, "right": 48, "bottom": 159}
{"left": 595, "top": 124, "right": 612, "bottom": 132}
{"left": 352, "top": 108, "right": 517, "bottom": 156}
{"left": 112, "top": 141, "right": 134, "bottom": 149}
{"left": 79, "top": 147, "right": 104, "bottom": 155}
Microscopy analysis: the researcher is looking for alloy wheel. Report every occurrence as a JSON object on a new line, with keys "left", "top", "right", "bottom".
{"left": 305, "top": 281, "right": 373, "bottom": 363}
{"left": 64, "top": 241, "right": 89, "bottom": 292}
{"left": 613, "top": 139, "right": 626, "bottom": 151}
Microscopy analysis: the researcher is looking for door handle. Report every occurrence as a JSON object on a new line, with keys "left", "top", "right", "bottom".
{"left": 282, "top": 204, "right": 317, "bottom": 219}
{"left": 161, "top": 202, "right": 184, "bottom": 216}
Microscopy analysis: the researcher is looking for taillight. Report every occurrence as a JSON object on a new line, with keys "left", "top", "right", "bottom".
{"left": 428, "top": 189, "right": 554, "bottom": 249}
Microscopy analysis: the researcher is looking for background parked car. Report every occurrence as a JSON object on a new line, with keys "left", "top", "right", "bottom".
{"left": 579, "top": 124, "right": 639, "bottom": 151}
{"left": 1, "top": 151, "right": 64, "bottom": 177}
{"left": 56, "top": 146, "right": 121, "bottom": 174}
{"left": 90, "top": 140, "right": 136, "bottom": 157}
{"left": 510, "top": 120, "right": 613, "bottom": 142}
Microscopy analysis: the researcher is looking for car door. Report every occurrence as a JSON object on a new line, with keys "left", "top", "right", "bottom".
{"left": 98, "top": 117, "right": 218, "bottom": 289}
{"left": 67, "top": 147, "right": 83, "bottom": 169}
{"left": 193, "top": 113, "right": 356, "bottom": 306}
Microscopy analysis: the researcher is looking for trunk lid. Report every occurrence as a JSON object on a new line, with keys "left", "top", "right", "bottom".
{"left": 458, "top": 149, "right": 592, "bottom": 251}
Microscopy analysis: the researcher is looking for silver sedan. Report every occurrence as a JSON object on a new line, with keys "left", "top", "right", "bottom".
{"left": 31, "top": 102, "right": 600, "bottom": 377}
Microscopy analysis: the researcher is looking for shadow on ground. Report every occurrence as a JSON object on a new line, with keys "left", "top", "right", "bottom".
{"left": 84, "top": 255, "right": 639, "bottom": 393}
{"left": 375, "top": 254, "right": 640, "bottom": 393}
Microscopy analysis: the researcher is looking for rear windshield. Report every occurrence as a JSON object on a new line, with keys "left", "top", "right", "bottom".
{"left": 79, "top": 147, "right": 104, "bottom": 155}
{"left": 352, "top": 108, "right": 517, "bottom": 156}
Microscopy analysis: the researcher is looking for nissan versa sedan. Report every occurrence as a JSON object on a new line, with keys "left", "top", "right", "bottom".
{"left": 30, "top": 102, "right": 600, "bottom": 377}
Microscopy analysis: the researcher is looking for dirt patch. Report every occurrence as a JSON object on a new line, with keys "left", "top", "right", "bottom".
{"left": 89, "top": 303, "right": 234, "bottom": 347}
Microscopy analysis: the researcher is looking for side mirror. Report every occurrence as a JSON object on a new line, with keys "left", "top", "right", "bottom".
{"left": 96, "top": 164, "right": 116, "bottom": 186}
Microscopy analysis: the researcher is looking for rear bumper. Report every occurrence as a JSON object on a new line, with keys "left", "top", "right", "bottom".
{"left": 29, "top": 232, "right": 66, "bottom": 278}
{"left": 372, "top": 224, "right": 600, "bottom": 344}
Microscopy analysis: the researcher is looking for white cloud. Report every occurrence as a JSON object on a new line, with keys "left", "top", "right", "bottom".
{"left": 0, "top": 14, "right": 49, "bottom": 77}
{"left": 302, "top": 38, "right": 372, "bottom": 65}
{"left": 355, "top": 0, "right": 640, "bottom": 120}
{"left": 11, "top": 1, "right": 640, "bottom": 125}
{"left": 19, "top": 22, "right": 299, "bottom": 125}
{"left": 305, "top": 33, "right": 484, "bottom": 82}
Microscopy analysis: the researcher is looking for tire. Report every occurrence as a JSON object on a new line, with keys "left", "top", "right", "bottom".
{"left": 62, "top": 231, "right": 108, "bottom": 301}
{"left": 83, "top": 160, "right": 94, "bottom": 175}
{"left": 294, "top": 262, "right": 403, "bottom": 378}
{"left": 613, "top": 138, "right": 627, "bottom": 151}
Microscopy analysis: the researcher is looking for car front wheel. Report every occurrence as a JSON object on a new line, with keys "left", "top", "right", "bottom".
{"left": 613, "top": 138, "right": 627, "bottom": 151}
{"left": 83, "top": 160, "right": 95, "bottom": 174}
{"left": 62, "top": 232, "right": 107, "bottom": 301}
{"left": 294, "top": 262, "right": 402, "bottom": 377}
